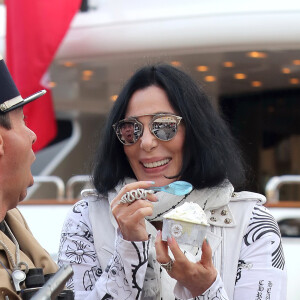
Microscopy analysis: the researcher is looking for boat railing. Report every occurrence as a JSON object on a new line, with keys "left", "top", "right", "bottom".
{"left": 32, "top": 176, "right": 65, "bottom": 200}
{"left": 265, "top": 175, "right": 300, "bottom": 203}
{"left": 66, "top": 175, "right": 91, "bottom": 199}
{"left": 27, "top": 175, "right": 91, "bottom": 201}
{"left": 29, "top": 174, "right": 300, "bottom": 204}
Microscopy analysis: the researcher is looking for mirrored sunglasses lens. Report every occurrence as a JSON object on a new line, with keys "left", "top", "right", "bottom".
{"left": 117, "top": 121, "right": 142, "bottom": 144}
{"left": 152, "top": 116, "right": 178, "bottom": 141}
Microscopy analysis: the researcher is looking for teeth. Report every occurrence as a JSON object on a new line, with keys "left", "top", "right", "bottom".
{"left": 143, "top": 159, "right": 170, "bottom": 168}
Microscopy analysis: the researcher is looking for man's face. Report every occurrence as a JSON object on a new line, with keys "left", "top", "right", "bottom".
{"left": 0, "top": 108, "right": 37, "bottom": 212}
{"left": 120, "top": 122, "right": 134, "bottom": 143}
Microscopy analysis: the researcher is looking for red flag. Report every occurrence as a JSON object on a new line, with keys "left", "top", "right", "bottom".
{"left": 6, "top": 0, "right": 82, "bottom": 151}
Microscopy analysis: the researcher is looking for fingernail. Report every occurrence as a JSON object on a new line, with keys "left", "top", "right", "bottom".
{"left": 167, "top": 237, "right": 173, "bottom": 245}
{"left": 156, "top": 230, "right": 162, "bottom": 241}
{"left": 147, "top": 181, "right": 155, "bottom": 184}
{"left": 205, "top": 238, "right": 209, "bottom": 246}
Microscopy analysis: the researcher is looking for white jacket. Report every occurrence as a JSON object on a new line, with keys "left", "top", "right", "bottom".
{"left": 58, "top": 191, "right": 287, "bottom": 300}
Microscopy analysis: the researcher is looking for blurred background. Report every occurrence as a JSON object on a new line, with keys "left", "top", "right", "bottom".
{"left": 1, "top": 2, "right": 300, "bottom": 298}
{"left": 2, "top": 0, "right": 300, "bottom": 200}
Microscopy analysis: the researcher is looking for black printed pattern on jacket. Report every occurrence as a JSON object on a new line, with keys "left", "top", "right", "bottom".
{"left": 244, "top": 206, "right": 285, "bottom": 270}
{"left": 58, "top": 200, "right": 286, "bottom": 300}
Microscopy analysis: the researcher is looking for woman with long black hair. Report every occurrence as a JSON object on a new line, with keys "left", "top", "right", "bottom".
{"left": 58, "top": 64, "right": 286, "bottom": 299}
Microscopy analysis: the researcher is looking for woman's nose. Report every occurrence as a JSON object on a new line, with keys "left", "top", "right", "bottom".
{"left": 139, "top": 127, "right": 158, "bottom": 152}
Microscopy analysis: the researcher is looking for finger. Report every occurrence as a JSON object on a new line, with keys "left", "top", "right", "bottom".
{"left": 130, "top": 206, "right": 153, "bottom": 221}
{"left": 113, "top": 194, "right": 157, "bottom": 215}
{"left": 199, "top": 238, "right": 213, "bottom": 268}
{"left": 115, "top": 204, "right": 153, "bottom": 241}
{"left": 124, "top": 198, "right": 153, "bottom": 212}
{"left": 167, "top": 236, "right": 188, "bottom": 264}
{"left": 155, "top": 230, "right": 170, "bottom": 263}
{"left": 113, "top": 199, "right": 153, "bottom": 219}
{"left": 111, "top": 181, "right": 156, "bottom": 208}
{"left": 144, "top": 192, "right": 158, "bottom": 203}
{"left": 121, "top": 181, "right": 156, "bottom": 195}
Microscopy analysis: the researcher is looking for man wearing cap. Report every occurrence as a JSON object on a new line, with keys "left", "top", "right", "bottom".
{"left": 0, "top": 55, "right": 58, "bottom": 299}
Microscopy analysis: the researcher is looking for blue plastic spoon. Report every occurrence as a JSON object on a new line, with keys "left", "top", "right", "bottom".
{"left": 149, "top": 181, "right": 193, "bottom": 196}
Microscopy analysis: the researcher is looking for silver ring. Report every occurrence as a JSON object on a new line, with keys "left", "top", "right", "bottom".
{"left": 160, "top": 259, "right": 174, "bottom": 272}
{"left": 119, "top": 188, "right": 154, "bottom": 204}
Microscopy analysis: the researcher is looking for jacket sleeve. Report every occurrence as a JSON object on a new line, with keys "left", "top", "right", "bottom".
{"left": 174, "top": 204, "right": 287, "bottom": 300}
{"left": 174, "top": 272, "right": 229, "bottom": 299}
{"left": 57, "top": 200, "right": 149, "bottom": 300}
{"left": 233, "top": 204, "right": 287, "bottom": 299}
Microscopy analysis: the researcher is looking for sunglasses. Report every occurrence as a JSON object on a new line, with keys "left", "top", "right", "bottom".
{"left": 113, "top": 113, "right": 182, "bottom": 145}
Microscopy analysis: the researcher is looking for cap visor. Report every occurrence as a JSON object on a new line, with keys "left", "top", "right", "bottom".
{"left": 3, "top": 90, "right": 46, "bottom": 113}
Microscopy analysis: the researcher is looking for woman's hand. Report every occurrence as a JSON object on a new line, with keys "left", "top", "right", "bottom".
{"left": 155, "top": 231, "right": 217, "bottom": 297}
{"left": 110, "top": 181, "right": 157, "bottom": 241}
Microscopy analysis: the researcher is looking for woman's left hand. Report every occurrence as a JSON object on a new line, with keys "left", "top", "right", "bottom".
{"left": 155, "top": 231, "right": 217, "bottom": 297}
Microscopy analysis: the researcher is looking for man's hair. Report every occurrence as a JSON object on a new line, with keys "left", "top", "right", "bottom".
{"left": 92, "top": 64, "right": 246, "bottom": 194}
{"left": 0, "top": 113, "right": 11, "bottom": 129}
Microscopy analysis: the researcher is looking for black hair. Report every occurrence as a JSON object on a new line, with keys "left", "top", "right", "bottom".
{"left": 0, "top": 113, "right": 11, "bottom": 129}
{"left": 92, "top": 64, "right": 246, "bottom": 194}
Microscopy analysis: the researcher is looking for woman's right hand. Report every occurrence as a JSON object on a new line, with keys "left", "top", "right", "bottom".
{"left": 110, "top": 181, "right": 157, "bottom": 241}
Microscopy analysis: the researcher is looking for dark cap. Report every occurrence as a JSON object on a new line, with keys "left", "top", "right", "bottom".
{"left": 0, "top": 54, "right": 46, "bottom": 114}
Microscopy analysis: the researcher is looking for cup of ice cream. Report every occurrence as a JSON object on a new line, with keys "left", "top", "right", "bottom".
{"left": 162, "top": 202, "right": 209, "bottom": 247}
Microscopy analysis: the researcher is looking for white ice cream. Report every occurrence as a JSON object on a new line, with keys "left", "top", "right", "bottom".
{"left": 163, "top": 202, "right": 209, "bottom": 225}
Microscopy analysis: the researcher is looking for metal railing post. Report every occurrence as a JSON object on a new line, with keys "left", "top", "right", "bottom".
{"left": 66, "top": 175, "right": 91, "bottom": 199}
{"left": 33, "top": 176, "right": 65, "bottom": 200}
{"left": 265, "top": 175, "right": 300, "bottom": 203}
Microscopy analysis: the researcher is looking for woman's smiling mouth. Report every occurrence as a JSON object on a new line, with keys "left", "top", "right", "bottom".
{"left": 142, "top": 158, "right": 171, "bottom": 168}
